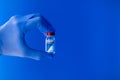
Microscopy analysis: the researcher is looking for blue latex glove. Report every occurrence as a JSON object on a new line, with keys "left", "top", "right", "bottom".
{"left": 0, "top": 14, "right": 55, "bottom": 60}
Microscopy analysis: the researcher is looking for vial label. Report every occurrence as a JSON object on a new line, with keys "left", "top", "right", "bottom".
{"left": 45, "top": 38, "right": 55, "bottom": 54}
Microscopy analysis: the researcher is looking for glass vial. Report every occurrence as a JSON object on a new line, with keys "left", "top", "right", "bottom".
{"left": 45, "top": 32, "right": 55, "bottom": 54}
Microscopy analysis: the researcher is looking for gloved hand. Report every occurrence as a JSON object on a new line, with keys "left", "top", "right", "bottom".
{"left": 0, "top": 14, "right": 55, "bottom": 60}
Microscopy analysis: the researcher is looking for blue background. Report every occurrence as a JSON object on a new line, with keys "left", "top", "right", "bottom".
{"left": 0, "top": 0, "right": 120, "bottom": 80}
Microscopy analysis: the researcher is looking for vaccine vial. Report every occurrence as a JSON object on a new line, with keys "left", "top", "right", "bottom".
{"left": 45, "top": 32, "right": 55, "bottom": 54}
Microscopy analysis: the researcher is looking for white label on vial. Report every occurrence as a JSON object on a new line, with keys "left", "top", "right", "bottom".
{"left": 47, "top": 45, "right": 54, "bottom": 53}
{"left": 46, "top": 39, "right": 54, "bottom": 44}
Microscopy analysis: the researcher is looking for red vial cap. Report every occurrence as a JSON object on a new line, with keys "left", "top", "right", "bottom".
{"left": 46, "top": 32, "right": 55, "bottom": 36}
